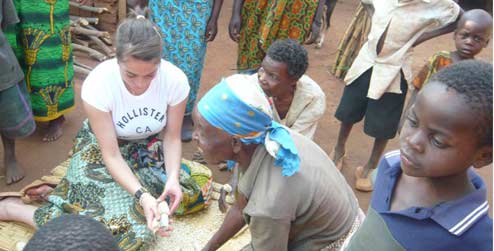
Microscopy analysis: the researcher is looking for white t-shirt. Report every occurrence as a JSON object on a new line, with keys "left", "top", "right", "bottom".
{"left": 81, "top": 58, "right": 189, "bottom": 140}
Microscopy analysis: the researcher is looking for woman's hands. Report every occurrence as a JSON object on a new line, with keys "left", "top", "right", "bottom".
{"left": 159, "top": 177, "right": 183, "bottom": 214}
{"left": 141, "top": 193, "right": 173, "bottom": 237}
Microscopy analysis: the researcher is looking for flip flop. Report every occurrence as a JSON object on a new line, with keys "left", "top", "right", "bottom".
{"left": 355, "top": 166, "right": 373, "bottom": 192}
{"left": 19, "top": 180, "right": 59, "bottom": 203}
{"left": 0, "top": 192, "right": 23, "bottom": 201}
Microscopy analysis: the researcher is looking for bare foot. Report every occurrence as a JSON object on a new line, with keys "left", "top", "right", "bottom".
{"left": 5, "top": 158, "right": 25, "bottom": 185}
{"left": 25, "top": 185, "right": 54, "bottom": 202}
{"left": 42, "top": 116, "right": 65, "bottom": 142}
{"left": 331, "top": 147, "right": 345, "bottom": 164}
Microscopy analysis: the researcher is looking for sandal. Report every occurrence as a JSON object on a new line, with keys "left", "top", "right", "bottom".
{"left": 355, "top": 166, "right": 373, "bottom": 192}
{"left": 19, "top": 180, "right": 58, "bottom": 203}
{"left": 0, "top": 192, "right": 23, "bottom": 201}
{"left": 330, "top": 148, "right": 346, "bottom": 171}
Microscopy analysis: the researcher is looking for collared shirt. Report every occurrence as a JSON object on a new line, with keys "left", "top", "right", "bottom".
{"left": 0, "top": 0, "right": 24, "bottom": 91}
{"left": 344, "top": 0, "right": 460, "bottom": 99}
{"left": 345, "top": 150, "right": 493, "bottom": 251}
{"left": 249, "top": 74, "right": 326, "bottom": 139}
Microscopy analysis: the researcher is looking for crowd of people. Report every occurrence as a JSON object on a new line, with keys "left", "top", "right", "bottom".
{"left": 0, "top": 0, "right": 493, "bottom": 250}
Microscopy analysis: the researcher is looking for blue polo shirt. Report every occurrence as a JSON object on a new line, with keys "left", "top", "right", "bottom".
{"left": 346, "top": 150, "right": 492, "bottom": 251}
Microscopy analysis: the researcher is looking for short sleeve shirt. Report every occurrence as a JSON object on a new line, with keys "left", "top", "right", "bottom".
{"left": 344, "top": 0, "right": 460, "bottom": 99}
{"left": 345, "top": 150, "right": 493, "bottom": 251}
{"left": 0, "top": 0, "right": 24, "bottom": 91}
{"left": 81, "top": 58, "right": 189, "bottom": 140}
{"left": 238, "top": 131, "right": 359, "bottom": 251}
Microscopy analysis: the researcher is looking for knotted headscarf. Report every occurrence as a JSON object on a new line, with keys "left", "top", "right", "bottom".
{"left": 197, "top": 74, "right": 300, "bottom": 176}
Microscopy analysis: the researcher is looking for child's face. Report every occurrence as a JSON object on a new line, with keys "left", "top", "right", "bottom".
{"left": 400, "top": 82, "right": 489, "bottom": 178}
{"left": 454, "top": 20, "right": 491, "bottom": 59}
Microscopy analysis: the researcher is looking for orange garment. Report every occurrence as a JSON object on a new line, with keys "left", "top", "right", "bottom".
{"left": 412, "top": 51, "right": 453, "bottom": 90}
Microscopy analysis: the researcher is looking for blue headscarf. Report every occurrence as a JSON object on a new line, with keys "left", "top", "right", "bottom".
{"left": 197, "top": 75, "right": 300, "bottom": 176}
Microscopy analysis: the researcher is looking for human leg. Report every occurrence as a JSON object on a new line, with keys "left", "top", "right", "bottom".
{"left": 333, "top": 69, "right": 372, "bottom": 170}
{"left": 355, "top": 138, "right": 388, "bottom": 191}
{"left": 0, "top": 197, "right": 37, "bottom": 227}
{"left": 0, "top": 81, "right": 35, "bottom": 184}
{"left": 1, "top": 134, "right": 25, "bottom": 185}
{"left": 331, "top": 122, "right": 353, "bottom": 168}
{"left": 42, "top": 115, "right": 65, "bottom": 142}
{"left": 357, "top": 73, "right": 408, "bottom": 191}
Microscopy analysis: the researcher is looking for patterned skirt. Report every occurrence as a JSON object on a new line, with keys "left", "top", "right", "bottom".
{"left": 33, "top": 121, "right": 213, "bottom": 250}
{"left": 149, "top": 0, "right": 213, "bottom": 115}
{"left": 237, "top": 0, "right": 318, "bottom": 71}
{"left": 5, "top": 0, "right": 74, "bottom": 121}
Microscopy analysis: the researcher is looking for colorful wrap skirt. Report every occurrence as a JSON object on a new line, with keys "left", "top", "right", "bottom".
{"left": 149, "top": 0, "right": 213, "bottom": 115}
{"left": 33, "top": 120, "right": 213, "bottom": 250}
{"left": 237, "top": 0, "right": 318, "bottom": 71}
{"left": 5, "top": 0, "right": 75, "bottom": 121}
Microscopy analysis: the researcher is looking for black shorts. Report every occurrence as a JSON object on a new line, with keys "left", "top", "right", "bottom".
{"left": 335, "top": 68, "right": 408, "bottom": 139}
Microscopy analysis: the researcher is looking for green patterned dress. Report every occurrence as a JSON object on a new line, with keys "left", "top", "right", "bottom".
{"left": 5, "top": 0, "right": 74, "bottom": 121}
{"left": 34, "top": 121, "right": 213, "bottom": 250}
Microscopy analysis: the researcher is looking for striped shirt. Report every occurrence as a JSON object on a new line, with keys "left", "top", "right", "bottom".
{"left": 345, "top": 150, "right": 493, "bottom": 251}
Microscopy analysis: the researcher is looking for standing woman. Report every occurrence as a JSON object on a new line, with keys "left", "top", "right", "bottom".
{"left": 229, "top": 0, "right": 324, "bottom": 73}
{"left": 0, "top": 17, "right": 212, "bottom": 250}
{"left": 147, "top": 0, "right": 224, "bottom": 141}
{"left": 5, "top": 0, "right": 75, "bottom": 141}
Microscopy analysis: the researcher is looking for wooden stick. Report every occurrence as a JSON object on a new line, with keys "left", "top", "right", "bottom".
{"left": 69, "top": 2, "right": 109, "bottom": 14}
{"left": 74, "top": 65, "right": 91, "bottom": 75}
{"left": 72, "top": 36, "right": 89, "bottom": 47}
{"left": 84, "top": 24, "right": 112, "bottom": 45}
{"left": 73, "top": 60, "right": 94, "bottom": 71}
{"left": 88, "top": 35, "right": 114, "bottom": 57}
{"left": 118, "top": 0, "right": 126, "bottom": 23}
{"left": 72, "top": 43, "right": 107, "bottom": 61}
{"left": 70, "top": 15, "right": 99, "bottom": 25}
{"left": 71, "top": 26, "right": 110, "bottom": 38}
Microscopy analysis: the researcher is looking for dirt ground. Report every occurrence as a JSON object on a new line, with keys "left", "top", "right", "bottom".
{"left": 1, "top": 0, "right": 492, "bottom": 215}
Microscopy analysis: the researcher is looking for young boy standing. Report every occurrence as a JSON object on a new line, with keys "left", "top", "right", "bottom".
{"left": 331, "top": 0, "right": 462, "bottom": 191}
{"left": 399, "top": 9, "right": 492, "bottom": 131}
{"left": 344, "top": 60, "right": 493, "bottom": 251}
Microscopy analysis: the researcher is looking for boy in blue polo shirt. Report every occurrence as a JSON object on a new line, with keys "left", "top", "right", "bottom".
{"left": 344, "top": 60, "right": 493, "bottom": 251}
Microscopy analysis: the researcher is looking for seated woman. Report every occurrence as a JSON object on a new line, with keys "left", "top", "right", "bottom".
{"left": 215, "top": 39, "right": 326, "bottom": 211}
{"left": 256, "top": 38, "right": 326, "bottom": 139}
{"left": 195, "top": 75, "right": 362, "bottom": 251}
{"left": 0, "top": 16, "right": 211, "bottom": 250}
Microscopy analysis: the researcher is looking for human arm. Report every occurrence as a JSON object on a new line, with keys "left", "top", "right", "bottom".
{"left": 218, "top": 163, "right": 239, "bottom": 213}
{"left": 204, "top": 0, "right": 224, "bottom": 42}
{"left": 157, "top": 98, "right": 187, "bottom": 214}
{"left": 305, "top": 0, "right": 326, "bottom": 44}
{"left": 228, "top": 0, "right": 244, "bottom": 42}
{"left": 413, "top": 8, "right": 463, "bottom": 47}
{"left": 203, "top": 193, "right": 248, "bottom": 251}
{"left": 83, "top": 102, "right": 165, "bottom": 235}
